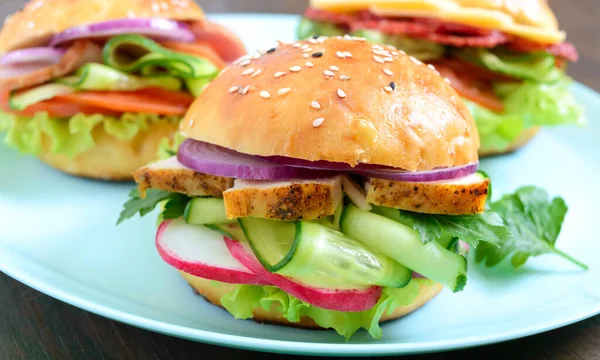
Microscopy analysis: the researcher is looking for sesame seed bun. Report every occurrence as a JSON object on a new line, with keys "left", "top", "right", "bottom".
{"left": 38, "top": 121, "right": 178, "bottom": 180}
{"left": 0, "top": 0, "right": 205, "bottom": 53}
{"left": 180, "top": 37, "right": 479, "bottom": 172}
{"left": 478, "top": 127, "right": 539, "bottom": 157}
{"left": 179, "top": 272, "right": 444, "bottom": 329}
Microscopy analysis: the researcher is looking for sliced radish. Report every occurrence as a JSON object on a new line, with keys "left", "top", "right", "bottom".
{"left": 224, "top": 237, "right": 382, "bottom": 312}
{"left": 156, "top": 219, "right": 268, "bottom": 285}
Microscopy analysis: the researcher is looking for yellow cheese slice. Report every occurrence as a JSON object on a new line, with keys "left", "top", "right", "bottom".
{"left": 310, "top": 0, "right": 566, "bottom": 44}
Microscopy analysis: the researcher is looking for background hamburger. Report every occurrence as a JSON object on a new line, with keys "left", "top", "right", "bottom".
{"left": 118, "top": 34, "right": 532, "bottom": 339}
{"left": 0, "top": 0, "right": 246, "bottom": 180}
{"left": 297, "top": 0, "right": 586, "bottom": 156}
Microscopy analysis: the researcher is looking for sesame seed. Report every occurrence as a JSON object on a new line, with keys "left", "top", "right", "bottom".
{"left": 317, "top": 36, "right": 326, "bottom": 43}
{"left": 409, "top": 56, "right": 422, "bottom": 65}
{"left": 312, "top": 52, "right": 323, "bottom": 58}
{"left": 278, "top": 87, "right": 291, "bottom": 95}
{"left": 383, "top": 57, "right": 393, "bottom": 62}
{"left": 372, "top": 44, "right": 383, "bottom": 50}
{"left": 336, "top": 51, "right": 346, "bottom": 58}
{"left": 251, "top": 69, "right": 262, "bottom": 78}
{"left": 337, "top": 88, "right": 346, "bottom": 98}
{"left": 344, "top": 34, "right": 352, "bottom": 39}
{"left": 301, "top": 44, "right": 309, "bottom": 50}
{"left": 384, "top": 86, "right": 393, "bottom": 93}
{"left": 399, "top": 50, "right": 406, "bottom": 55}
{"left": 312, "top": 35, "right": 319, "bottom": 39}
{"left": 324, "top": 70, "right": 335, "bottom": 77}
{"left": 267, "top": 47, "right": 276, "bottom": 54}
{"left": 241, "top": 85, "right": 251, "bottom": 94}
{"left": 329, "top": 65, "right": 339, "bottom": 71}
{"left": 343, "top": 51, "right": 352, "bottom": 58}
{"left": 303, "top": 53, "right": 310, "bottom": 58}
{"left": 309, "top": 38, "right": 318, "bottom": 44}
{"left": 189, "top": 119, "right": 194, "bottom": 126}
{"left": 352, "top": 36, "right": 366, "bottom": 42}
{"left": 390, "top": 81, "right": 396, "bottom": 90}
{"left": 340, "top": 75, "right": 351, "bottom": 80}
{"left": 302, "top": 47, "right": 312, "bottom": 53}
{"left": 228, "top": 86, "right": 239, "bottom": 93}
{"left": 274, "top": 71, "right": 287, "bottom": 78}
{"left": 373, "top": 55, "right": 384, "bottom": 64}
{"left": 373, "top": 49, "right": 384, "bottom": 55}
{"left": 427, "top": 64, "right": 436, "bottom": 71}
{"left": 392, "top": 51, "right": 399, "bottom": 56}
{"left": 233, "top": 54, "right": 251, "bottom": 65}
{"left": 289, "top": 66, "right": 302, "bottom": 72}
{"left": 313, "top": 118, "right": 325, "bottom": 127}
{"left": 311, "top": 101, "right": 321, "bottom": 109}
{"left": 445, "top": 77, "right": 452, "bottom": 84}
{"left": 260, "top": 90, "right": 271, "bottom": 99}
{"left": 241, "top": 68, "right": 255, "bottom": 76}
{"left": 383, "top": 68, "right": 393, "bottom": 76}
{"left": 293, "top": 43, "right": 301, "bottom": 48}
{"left": 239, "top": 59, "right": 251, "bottom": 67}
{"left": 305, "top": 61, "right": 314, "bottom": 68}
{"left": 252, "top": 54, "right": 261, "bottom": 60}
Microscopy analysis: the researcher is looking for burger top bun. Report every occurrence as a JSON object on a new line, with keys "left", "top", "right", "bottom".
{"left": 0, "top": 0, "right": 205, "bottom": 52}
{"left": 180, "top": 36, "right": 480, "bottom": 172}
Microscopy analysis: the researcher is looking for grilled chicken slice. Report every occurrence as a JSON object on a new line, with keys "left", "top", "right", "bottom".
{"left": 0, "top": 40, "right": 103, "bottom": 91}
{"left": 366, "top": 173, "right": 489, "bottom": 215}
{"left": 134, "top": 156, "right": 233, "bottom": 198}
{"left": 223, "top": 176, "right": 343, "bottom": 221}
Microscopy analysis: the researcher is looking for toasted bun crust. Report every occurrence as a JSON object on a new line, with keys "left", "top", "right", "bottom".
{"left": 180, "top": 272, "right": 444, "bottom": 329}
{"left": 181, "top": 37, "right": 479, "bottom": 172}
{"left": 478, "top": 127, "right": 539, "bottom": 157}
{"left": 38, "top": 121, "right": 179, "bottom": 180}
{"left": 313, "top": 0, "right": 563, "bottom": 44}
{"left": 0, "top": 0, "right": 205, "bottom": 52}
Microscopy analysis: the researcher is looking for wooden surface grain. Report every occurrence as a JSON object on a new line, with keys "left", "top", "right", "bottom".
{"left": 1, "top": 0, "right": 599, "bottom": 359}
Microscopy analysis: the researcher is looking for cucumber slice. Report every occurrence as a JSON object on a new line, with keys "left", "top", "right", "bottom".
{"left": 206, "top": 223, "right": 246, "bottom": 241}
{"left": 9, "top": 83, "right": 73, "bottom": 110}
{"left": 340, "top": 205, "right": 467, "bottom": 292}
{"left": 238, "top": 217, "right": 412, "bottom": 288}
{"left": 184, "top": 197, "right": 235, "bottom": 225}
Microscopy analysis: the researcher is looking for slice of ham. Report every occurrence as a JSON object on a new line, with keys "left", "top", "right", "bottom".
{"left": 304, "top": 8, "right": 577, "bottom": 61}
{"left": 0, "top": 40, "right": 102, "bottom": 92}
{"left": 190, "top": 20, "right": 247, "bottom": 63}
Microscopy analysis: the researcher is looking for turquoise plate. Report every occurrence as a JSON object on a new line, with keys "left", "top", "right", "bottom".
{"left": 0, "top": 14, "right": 599, "bottom": 357}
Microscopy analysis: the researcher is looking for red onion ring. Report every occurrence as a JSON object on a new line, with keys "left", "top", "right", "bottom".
{"left": 179, "top": 138, "right": 478, "bottom": 182}
{"left": 0, "top": 47, "right": 66, "bottom": 66}
{"left": 177, "top": 139, "right": 337, "bottom": 180}
{"left": 49, "top": 18, "right": 196, "bottom": 47}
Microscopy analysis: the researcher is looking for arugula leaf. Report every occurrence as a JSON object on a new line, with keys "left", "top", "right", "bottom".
{"left": 117, "top": 188, "right": 189, "bottom": 225}
{"left": 475, "top": 186, "right": 587, "bottom": 270}
{"left": 406, "top": 211, "right": 511, "bottom": 248}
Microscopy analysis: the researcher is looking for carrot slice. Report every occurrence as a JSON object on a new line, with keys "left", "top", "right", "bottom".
{"left": 55, "top": 90, "right": 193, "bottom": 115}
{"left": 0, "top": 91, "right": 116, "bottom": 117}
{"left": 190, "top": 20, "right": 247, "bottom": 63}
{"left": 161, "top": 41, "right": 226, "bottom": 69}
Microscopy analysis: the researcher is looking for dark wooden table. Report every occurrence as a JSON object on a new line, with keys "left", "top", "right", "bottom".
{"left": 1, "top": 1, "right": 599, "bottom": 359}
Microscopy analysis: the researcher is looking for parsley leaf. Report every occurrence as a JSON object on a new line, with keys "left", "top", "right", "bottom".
{"left": 403, "top": 211, "right": 511, "bottom": 248}
{"left": 117, "top": 188, "right": 189, "bottom": 225}
{"left": 475, "top": 186, "right": 587, "bottom": 270}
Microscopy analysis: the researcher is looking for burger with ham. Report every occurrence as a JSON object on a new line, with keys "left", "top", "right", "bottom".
{"left": 118, "top": 36, "right": 585, "bottom": 339}
{"left": 0, "top": 0, "right": 246, "bottom": 180}
{"left": 297, "top": 0, "right": 585, "bottom": 155}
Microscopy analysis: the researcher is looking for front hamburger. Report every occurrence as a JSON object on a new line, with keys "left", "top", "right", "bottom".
{"left": 297, "top": 0, "right": 586, "bottom": 156}
{"left": 0, "top": 0, "right": 246, "bottom": 180}
{"left": 119, "top": 35, "right": 584, "bottom": 339}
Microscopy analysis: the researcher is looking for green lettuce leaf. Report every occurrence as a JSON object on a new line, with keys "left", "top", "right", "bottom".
{"left": 475, "top": 186, "right": 587, "bottom": 270}
{"left": 0, "top": 110, "right": 180, "bottom": 158}
{"left": 220, "top": 278, "right": 430, "bottom": 340}
{"left": 156, "top": 131, "right": 186, "bottom": 160}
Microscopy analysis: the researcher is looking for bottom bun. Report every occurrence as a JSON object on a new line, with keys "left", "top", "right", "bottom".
{"left": 179, "top": 272, "right": 444, "bottom": 329}
{"left": 478, "top": 127, "right": 539, "bottom": 157}
{"left": 37, "top": 121, "right": 179, "bottom": 181}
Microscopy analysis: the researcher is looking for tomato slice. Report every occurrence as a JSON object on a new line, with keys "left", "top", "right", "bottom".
{"left": 431, "top": 59, "right": 506, "bottom": 112}
{"left": 190, "top": 20, "right": 247, "bottom": 63}
{"left": 161, "top": 41, "right": 227, "bottom": 69}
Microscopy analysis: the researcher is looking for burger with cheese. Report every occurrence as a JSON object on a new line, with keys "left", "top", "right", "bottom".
{"left": 297, "top": 0, "right": 585, "bottom": 155}
{"left": 0, "top": 0, "right": 245, "bottom": 180}
{"left": 118, "top": 35, "right": 583, "bottom": 339}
